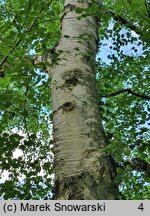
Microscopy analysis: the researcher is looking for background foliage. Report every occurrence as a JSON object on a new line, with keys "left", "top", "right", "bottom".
{"left": 0, "top": 0, "right": 150, "bottom": 199}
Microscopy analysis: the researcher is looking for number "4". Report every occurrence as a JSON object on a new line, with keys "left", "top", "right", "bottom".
{"left": 138, "top": 203, "right": 144, "bottom": 211}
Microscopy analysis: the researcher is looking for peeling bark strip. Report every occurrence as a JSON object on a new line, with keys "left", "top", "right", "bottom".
{"left": 50, "top": 0, "right": 119, "bottom": 199}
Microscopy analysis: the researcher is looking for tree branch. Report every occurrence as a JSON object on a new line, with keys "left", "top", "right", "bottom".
{"left": 109, "top": 11, "right": 145, "bottom": 37}
{"left": 100, "top": 88, "right": 150, "bottom": 100}
{"left": 124, "top": 158, "right": 150, "bottom": 176}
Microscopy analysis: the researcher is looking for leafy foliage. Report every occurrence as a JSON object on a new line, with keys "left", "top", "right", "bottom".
{"left": 0, "top": 0, "right": 150, "bottom": 199}
{"left": 96, "top": 0, "right": 150, "bottom": 199}
{"left": 0, "top": 0, "right": 63, "bottom": 199}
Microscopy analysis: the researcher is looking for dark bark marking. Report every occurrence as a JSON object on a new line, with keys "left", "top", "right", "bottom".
{"left": 53, "top": 171, "right": 99, "bottom": 200}
{"left": 62, "top": 69, "right": 84, "bottom": 87}
{"left": 65, "top": 77, "right": 79, "bottom": 86}
{"left": 60, "top": 101, "right": 75, "bottom": 112}
{"left": 52, "top": 168, "right": 119, "bottom": 199}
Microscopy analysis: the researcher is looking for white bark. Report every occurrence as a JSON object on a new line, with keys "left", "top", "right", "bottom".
{"left": 49, "top": 0, "right": 118, "bottom": 199}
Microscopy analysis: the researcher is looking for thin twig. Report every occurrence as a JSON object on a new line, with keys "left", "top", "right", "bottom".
{"left": 100, "top": 88, "right": 150, "bottom": 100}
{"left": 109, "top": 11, "right": 144, "bottom": 37}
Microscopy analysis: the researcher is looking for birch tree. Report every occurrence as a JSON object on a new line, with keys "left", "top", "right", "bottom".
{"left": 0, "top": 0, "right": 150, "bottom": 199}
{"left": 47, "top": 0, "right": 118, "bottom": 199}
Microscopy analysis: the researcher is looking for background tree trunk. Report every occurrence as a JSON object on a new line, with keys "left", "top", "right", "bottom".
{"left": 50, "top": 0, "right": 119, "bottom": 199}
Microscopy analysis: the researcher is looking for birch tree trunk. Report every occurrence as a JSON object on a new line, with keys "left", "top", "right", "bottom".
{"left": 50, "top": 0, "right": 119, "bottom": 199}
